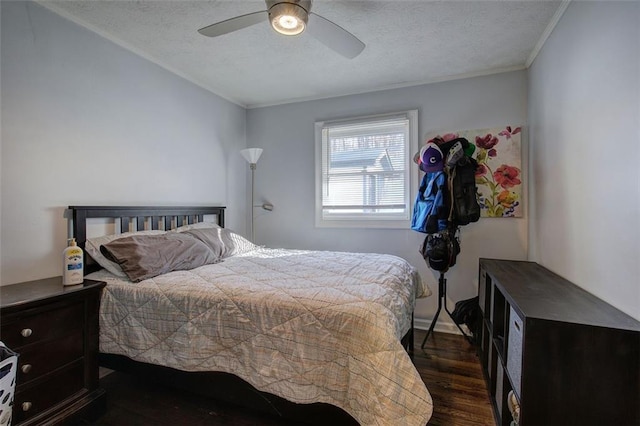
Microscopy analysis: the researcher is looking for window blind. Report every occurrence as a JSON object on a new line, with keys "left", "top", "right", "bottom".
{"left": 320, "top": 116, "right": 410, "bottom": 221}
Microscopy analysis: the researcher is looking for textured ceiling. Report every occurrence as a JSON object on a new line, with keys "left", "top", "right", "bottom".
{"left": 41, "top": 0, "right": 565, "bottom": 108}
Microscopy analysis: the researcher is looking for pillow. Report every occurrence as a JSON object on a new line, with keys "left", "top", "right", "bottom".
{"left": 171, "top": 221, "right": 220, "bottom": 233}
{"left": 85, "top": 230, "right": 166, "bottom": 277}
{"left": 99, "top": 233, "right": 221, "bottom": 282}
{"left": 225, "top": 229, "right": 259, "bottom": 256}
{"left": 181, "top": 227, "right": 229, "bottom": 259}
{"left": 183, "top": 227, "right": 257, "bottom": 258}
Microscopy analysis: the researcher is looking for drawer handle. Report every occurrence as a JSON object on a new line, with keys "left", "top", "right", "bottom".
{"left": 21, "top": 328, "right": 33, "bottom": 338}
{"left": 22, "top": 402, "right": 32, "bottom": 412}
{"left": 21, "top": 364, "right": 32, "bottom": 374}
{"left": 514, "top": 321, "right": 520, "bottom": 332}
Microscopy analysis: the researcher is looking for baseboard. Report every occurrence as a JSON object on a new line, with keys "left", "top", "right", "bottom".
{"left": 414, "top": 317, "right": 470, "bottom": 336}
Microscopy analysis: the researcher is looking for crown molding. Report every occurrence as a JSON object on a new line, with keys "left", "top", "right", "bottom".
{"left": 246, "top": 65, "right": 526, "bottom": 109}
{"left": 526, "top": 0, "right": 572, "bottom": 68}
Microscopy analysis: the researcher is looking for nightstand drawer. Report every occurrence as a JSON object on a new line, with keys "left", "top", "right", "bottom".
{"left": 16, "top": 330, "right": 84, "bottom": 387}
{"left": 0, "top": 301, "right": 84, "bottom": 349}
{"left": 14, "top": 360, "right": 85, "bottom": 424}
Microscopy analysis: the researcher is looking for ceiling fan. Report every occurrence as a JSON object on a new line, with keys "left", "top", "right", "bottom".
{"left": 198, "top": 0, "right": 365, "bottom": 59}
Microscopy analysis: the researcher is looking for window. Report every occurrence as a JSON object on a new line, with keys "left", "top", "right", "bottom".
{"left": 315, "top": 110, "right": 418, "bottom": 228}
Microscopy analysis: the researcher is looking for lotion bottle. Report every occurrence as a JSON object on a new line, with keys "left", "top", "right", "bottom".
{"left": 63, "top": 238, "right": 84, "bottom": 285}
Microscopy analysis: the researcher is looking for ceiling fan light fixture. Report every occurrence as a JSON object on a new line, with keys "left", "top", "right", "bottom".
{"left": 198, "top": 0, "right": 365, "bottom": 59}
{"left": 269, "top": 2, "right": 308, "bottom": 36}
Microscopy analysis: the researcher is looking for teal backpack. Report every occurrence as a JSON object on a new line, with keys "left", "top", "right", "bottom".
{"left": 411, "top": 171, "right": 448, "bottom": 234}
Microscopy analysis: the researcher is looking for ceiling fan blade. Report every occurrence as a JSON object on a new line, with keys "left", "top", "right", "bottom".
{"left": 198, "top": 11, "right": 268, "bottom": 37}
{"left": 307, "top": 13, "right": 365, "bottom": 59}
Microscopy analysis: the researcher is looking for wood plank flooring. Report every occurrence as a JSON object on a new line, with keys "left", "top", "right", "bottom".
{"left": 416, "top": 330, "right": 494, "bottom": 426}
{"left": 89, "top": 330, "right": 494, "bottom": 425}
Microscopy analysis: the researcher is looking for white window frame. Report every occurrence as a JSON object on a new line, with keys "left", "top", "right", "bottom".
{"left": 314, "top": 109, "right": 419, "bottom": 229}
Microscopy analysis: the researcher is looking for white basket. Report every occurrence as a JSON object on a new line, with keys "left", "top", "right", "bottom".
{"left": 0, "top": 342, "right": 18, "bottom": 426}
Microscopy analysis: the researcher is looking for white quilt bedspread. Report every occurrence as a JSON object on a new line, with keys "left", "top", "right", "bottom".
{"left": 90, "top": 248, "right": 433, "bottom": 425}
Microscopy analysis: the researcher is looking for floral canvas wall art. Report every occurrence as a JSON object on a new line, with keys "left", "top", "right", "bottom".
{"left": 425, "top": 126, "right": 523, "bottom": 218}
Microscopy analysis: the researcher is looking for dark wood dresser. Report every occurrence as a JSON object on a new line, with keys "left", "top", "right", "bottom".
{"left": 0, "top": 277, "right": 106, "bottom": 426}
{"left": 477, "top": 259, "right": 640, "bottom": 426}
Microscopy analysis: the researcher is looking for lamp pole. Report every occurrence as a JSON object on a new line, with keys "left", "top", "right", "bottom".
{"left": 249, "top": 162, "right": 256, "bottom": 241}
{"left": 240, "top": 148, "right": 263, "bottom": 242}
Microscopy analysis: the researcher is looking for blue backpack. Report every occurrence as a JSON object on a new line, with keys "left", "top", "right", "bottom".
{"left": 411, "top": 171, "right": 448, "bottom": 234}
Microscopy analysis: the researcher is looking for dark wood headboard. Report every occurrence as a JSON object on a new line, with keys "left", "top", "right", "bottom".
{"left": 70, "top": 206, "right": 226, "bottom": 273}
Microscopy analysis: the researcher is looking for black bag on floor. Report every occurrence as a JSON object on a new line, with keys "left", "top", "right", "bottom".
{"left": 450, "top": 296, "right": 480, "bottom": 331}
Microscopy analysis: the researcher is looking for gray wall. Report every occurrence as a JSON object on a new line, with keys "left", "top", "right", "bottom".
{"left": 1, "top": 2, "right": 247, "bottom": 285}
{"left": 5, "top": 0, "right": 635, "bottom": 329}
{"left": 247, "top": 71, "right": 529, "bottom": 330}
{"left": 528, "top": 1, "right": 640, "bottom": 320}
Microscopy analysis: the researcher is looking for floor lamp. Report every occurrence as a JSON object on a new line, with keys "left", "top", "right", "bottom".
{"left": 240, "top": 148, "right": 263, "bottom": 241}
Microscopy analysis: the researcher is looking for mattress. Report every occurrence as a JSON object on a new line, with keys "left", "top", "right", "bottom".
{"left": 90, "top": 247, "right": 433, "bottom": 425}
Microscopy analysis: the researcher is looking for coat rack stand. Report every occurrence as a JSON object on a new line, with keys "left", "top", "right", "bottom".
{"left": 421, "top": 272, "right": 474, "bottom": 349}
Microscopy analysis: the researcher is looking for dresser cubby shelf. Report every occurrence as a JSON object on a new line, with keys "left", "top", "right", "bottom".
{"left": 477, "top": 258, "right": 640, "bottom": 426}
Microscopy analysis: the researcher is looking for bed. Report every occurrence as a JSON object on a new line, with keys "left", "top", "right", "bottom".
{"left": 70, "top": 205, "right": 433, "bottom": 426}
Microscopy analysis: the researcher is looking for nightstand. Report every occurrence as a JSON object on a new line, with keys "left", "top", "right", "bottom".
{"left": 0, "top": 277, "right": 107, "bottom": 426}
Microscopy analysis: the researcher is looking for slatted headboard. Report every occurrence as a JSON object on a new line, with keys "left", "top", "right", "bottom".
{"left": 69, "top": 205, "right": 226, "bottom": 274}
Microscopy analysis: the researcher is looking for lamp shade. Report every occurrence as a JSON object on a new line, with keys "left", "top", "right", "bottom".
{"left": 240, "top": 148, "right": 263, "bottom": 164}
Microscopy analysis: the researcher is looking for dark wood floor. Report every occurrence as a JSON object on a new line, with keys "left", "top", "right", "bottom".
{"left": 89, "top": 330, "right": 494, "bottom": 425}
{"left": 416, "top": 330, "right": 494, "bottom": 425}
